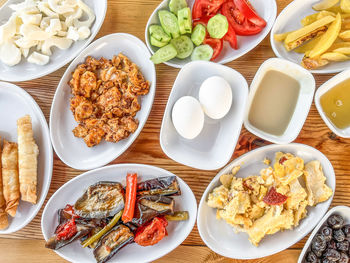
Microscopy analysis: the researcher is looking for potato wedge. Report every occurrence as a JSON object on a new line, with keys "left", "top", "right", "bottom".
{"left": 341, "top": 0, "right": 350, "bottom": 13}
{"left": 321, "top": 51, "right": 350, "bottom": 60}
{"left": 329, "top": 41, "right": 350, "bottom": 48}
{"left": 301, "top": 13, "right": 319, "bottom": 26}
{"left": 326, "top": 5, "right": 343, "bottom": 12}
{"left": 274, "top": 31, "right": 293, "bottom": 42}
{"left": 284, "top": 26, "right": 327, "bottom": 51}
{"left": 330, "top": 47, "right": 350, "bottom": 54}
{"left": 309, "top": 13, "right": 342, "bottom": 58}
{"left": 313, "top": 0, "right": 339, "bottom": 11}
{"left": 294, "top": 35, "right": 322, "bottom": 53}
{"left": 301, "top": 56, "right": 329, "bottom": 69}
{"left": 339, "top": 30, "right": 350, "bottom": 40}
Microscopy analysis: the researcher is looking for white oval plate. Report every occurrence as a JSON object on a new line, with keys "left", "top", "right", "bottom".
{"left": 0, "top": 81, "right": 53, "bottom": 234}
{"left": 0, "top": 0, "right": 107, "bottom": 82}
{"left": 197, "top": 143, "right": 335, "bottom": 259}
{"left": 160, "top": 61, "right": 248, "bottom": 170}
{"left": 271, "top": 0, "right": 350, "bottom": 74}
{"left": 42, "top": 163, "right": 197, "bottom": 263}
{"left": 50, "top": 33, "right": 156, "bottom": 170}
{"left": 145, "top": 0, "right": 277, "bottom": 68}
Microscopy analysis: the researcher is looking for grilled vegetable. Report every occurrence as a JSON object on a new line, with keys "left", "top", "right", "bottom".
{"left": 165, "top": 211, "right": 189, "bottom": 221}
{"left": 74, "top": 182, "right": 124, "bottom": 219}
{"left": 134, "top": 216, "right": 168, "bottom": 246}
{"left": 93, "top": 224, "right": 134, "bottom": 263}
{"left": 137, "top": 176, "right": 181, "bottom": 196}
{"left": 122, "top": 173, "right": 137, "bottom": 223}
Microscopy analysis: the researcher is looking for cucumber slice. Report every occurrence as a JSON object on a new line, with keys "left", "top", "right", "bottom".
{"left": 169, "top": 0, "right": 188, "bottom": 15}
{"left": 149, "top": 25, "right": 171, "bottom": 43}
{"left": 151, "top": 36, "right": 168, "bottom": 47}
{"left": 177, "top": 7, "right": 192, "bottom": 34}
{"left": 191, "top": 24, "right": 206, "bottom": 46}
{"left": 150, "top": 43, "right": 177, "bottom": 64}
{"left": 207, "top": 14, "right": 228, "bottom": 39}
{"left": 158, "top": 10, "right": 180, "bottom": 39}
{"left": 170, "top": 35, "right": 194, "bottom": 59}
{"left": 191, "top": 44, "right": 213, "bottom": 61}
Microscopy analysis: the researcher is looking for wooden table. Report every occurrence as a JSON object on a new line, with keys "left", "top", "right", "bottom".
{"left": 1, "top": 0, "right": 350, "bottom": 262}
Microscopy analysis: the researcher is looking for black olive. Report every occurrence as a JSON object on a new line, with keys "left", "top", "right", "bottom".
{"left": 343, "top": 225, "right": 350, "bottom": 238}
{"left": 339, "top": 252, "right": 350, "bottom": 263}
{"left": 337, "top": 241, "right": 350, "bottom": 252}
{"left": 320, "top": 226, "right": 333, "bottom": 242}
{"left": 334, "top": 229, "right": 346, "bottom": 242}
{"left": 306, "top": 251, "right": 319, "bottom": 263}
{"left": 321, "top": 259, "right": 331, "bottom": 263}
{"left": 328, "top": 240, "right": 337, "bottom": 250}
{"left": 328, "top": 214, "right": 344, "bottom": 230}
{"left": 312, "top": 234, "right": 327, "bottom": 255}
{"left": 324, "top": 249, "right": 341, "bottom": 261}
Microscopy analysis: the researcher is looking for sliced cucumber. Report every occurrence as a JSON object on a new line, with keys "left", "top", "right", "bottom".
{"left": 169, "top": 0, "right": 188, "bottom": 15}
{"left": 149, "top": 24, "right": 171, "bottom": 43}
{"left": 150, "top": 43, "right": 177, "bottom": 64}
{"left": 191, "top": 44, "right": 213, "bottom": 61}
{"left": 150, "top": 36, "right": 168, "bottom": 47}
{"left": 191, "top": 24, "right": 206, "bottom": 46}
{"left": 177, "top": 7, "right": 192, "bottom": 34}
{"left": 170, "top": 35, "right": 194, "bottom": 59}
{"left": 207, "top": 14, "right": 228, "bottom": 39}
{"left": 158, "top": 10, "right": 180, "bottom": 39}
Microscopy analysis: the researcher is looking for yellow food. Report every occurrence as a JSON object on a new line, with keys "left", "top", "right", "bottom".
{"left": 0, "top": 138, "right": 8, "bottom": 230}
{"left": 313, "top": 0, "right": 339, "bottom": 11}
{"left": 207, "top": 152, "right": 333, "bottom": 246}
{"left": 274, "top": 31, "right": 292, "bottom": 42}
{"left": 321, "top": 51, "right": 350, "bottom": 60}
{"left": 294, "top": 35, "right": 322, "bottom": 54}
{"left": 339, "top": 29, "right": 350, "bottom": 39}
{"left": 302, "top": 56, "right": 329, "bottom": 69}
{"left": 341, "top": 0, "right": 350, "bottom": 13}
{"left": 284, "top": 26, "right": 327, "bottom": 51}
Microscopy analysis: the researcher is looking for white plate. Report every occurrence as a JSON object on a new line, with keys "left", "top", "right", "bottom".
{"left": 160, "top": 61, "right": 248, "bottom": 170}
{"left": 0, "top": 81, "right": 53, "bottom": 234}
{"left": 145, "top": 0, "right": 277, "bottom": 68}
{"left": 50, "top": 33, "right": 156, "bottom": 170}
{"left": 315, "top": 69, "right": 350, "bottom": 138}
{"left": 197, "top": 143, "right": 335, "bottom": 259}
{"left": 298, "top": 206, "right": 350, "bottom": 263}
{"left": 0, "top": 0, "right": 107, "bottom": 82}
{"left": 270, "top": 0, "right": 350, "bottom": 74}
{"left": 41, "top": 163, "right": 197, "bottom": 263}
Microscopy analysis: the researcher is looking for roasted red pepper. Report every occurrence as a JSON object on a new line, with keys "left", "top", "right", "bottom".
{"left": 134, "top": 216, "right": 168, "bottom": 246}
{"left": 263, "top": 187, "right": 288, "bottom": 205}
{"left": 56, "top": 218, "right": 77, "bottom": 241}
{"left": 122, "top": 173, "right": 137, "bottom": 223}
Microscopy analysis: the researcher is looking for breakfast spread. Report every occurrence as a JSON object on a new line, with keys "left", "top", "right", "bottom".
{"left": 207, "top": 152, "right": 333, "bottom": 246}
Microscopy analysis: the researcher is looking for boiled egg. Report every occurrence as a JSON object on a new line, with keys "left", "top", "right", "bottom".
{"left": 199, "top": 76, "right": 232, "bottom": 119}
{"left": 172, "top": 96, "right": 204, "bottom": 139}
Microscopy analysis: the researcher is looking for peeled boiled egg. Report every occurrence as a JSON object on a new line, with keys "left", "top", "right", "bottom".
{"left": 172, "top": 96, "right": 204, "bottom": 139}
{"left": 199, "top": 76, "right": 232, "bottom": 119}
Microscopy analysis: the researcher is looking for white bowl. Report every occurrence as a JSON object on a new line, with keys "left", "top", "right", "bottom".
{"left": 41, "top": 163, "right": 197, "bottom": 263}
{"left": 50, "top": 33, "right": 156, "bottom": 170}
{"left": 270, "top": 0, "right": 350, "bottom": 74}
{"left": 244, "top": 58, "right": 315, "bottom": 144}
{"left": 315, "top": 69, "right": 350, "bottom": 138}
{"left": 145, "top": 0, "right": 277, "bottom": 68}
{"left": 0, "top": 81, "right": 53, "bottom": 234}
{"left": 0, "top": 0, "right": 107, "bottom": 82}
{"left": 197, "top": 143, "right": 335, "bottom": 260}
{"left": 298, "top": 206, "right": 350, "bottom": 263}
{"left": 160, "top": 61, "right": 248, "bottom": 170}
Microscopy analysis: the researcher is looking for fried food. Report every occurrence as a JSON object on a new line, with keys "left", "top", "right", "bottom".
{"left": 0, "top": 138, "right": 8, "bottom": 229}
{"left": 69, "top": 54, "right": 150, "bottom": 147}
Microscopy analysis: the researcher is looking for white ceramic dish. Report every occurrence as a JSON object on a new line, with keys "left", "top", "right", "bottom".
{"left": 0, "top": 81, "right": 53, "bottom": 234}
{"left": 197, "top": 143, "right": 335, "bottom": 260}
{"left": 160, "top": 61, "right": 248, "bottom": 170}
{"left": 315, "top": 69, "right": 350, "bottom": 138}
{"left": 271, "top": 0, "right": 350, "bottom": 74}
{"left": 0, "top": 0, "right": 107, "bottom": 82}
{"left": 244, "top": 58, "right": 315, "bottom": 144}
{"left": 145, "top": 0, "right": 277, "bottom": 68}
{"left": 42, "top": 163, "right": 197, "bottom": 263}
{"left": 50, "top": 33, "right": 156, "bottom": 170}
{"left": 298, "top": 206, "right": 350, "bottom": 262}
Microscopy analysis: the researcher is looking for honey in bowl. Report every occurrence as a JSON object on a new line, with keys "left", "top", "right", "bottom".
{"left": 248, "top": 70, "right": 301, "bottom": 136}
{"left": 320, "top": 79, "right": 350, "bottom": 130}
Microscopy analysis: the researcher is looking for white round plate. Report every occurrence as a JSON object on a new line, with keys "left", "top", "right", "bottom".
{"left": 50, "top": 33, "right": 156, "bottom": 170}
{"left": 271, "top": 0, "right": 350, "bottom": 74}
{"left": 41, "top": 163, "right": 197, "bottom": 263}
{"left": 0, "top": 0, "right": 107, "bottom": 82}
{"left": 145, "top": 0, "right": 277, "bottom": 68}
{"left": 0, "top": 81, "right": 53, "bottom": 234}
{"left": 197, "top": 143, "right": 335, "bottom": 259}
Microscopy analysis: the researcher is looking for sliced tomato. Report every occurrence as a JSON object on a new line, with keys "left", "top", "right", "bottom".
{"left": 203, "top": 37, "right": 223, "bottom": 60}
{"left": 134, "top": 217, "right": 168, "bottom": 247}
{"left": 223, "top": 23, "right": 237, "bottom": 49}
{"left": 55, "top": 218, "right": 77, "bottom": 241}
{"left": 233, "top": 0, "right": 266, "bottom": 28}
{"left": 192, "top": 0, "right": 226, "bottom": 19}
{"left": 221, "top": 1, "right": 263, "bottom": 36}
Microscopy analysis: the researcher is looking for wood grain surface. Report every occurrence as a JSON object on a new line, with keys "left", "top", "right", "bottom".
{"left": 0, "top": 0, "right": 350, "bottom": 262}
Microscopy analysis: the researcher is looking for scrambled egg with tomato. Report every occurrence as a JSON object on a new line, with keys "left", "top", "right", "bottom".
{"left": 207, "top": 152, "right": 333, "bottom": 246}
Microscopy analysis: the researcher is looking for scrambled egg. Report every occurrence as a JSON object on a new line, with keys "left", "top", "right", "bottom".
{"left": 207, "top": 152, "right": 333, "bottom": 246}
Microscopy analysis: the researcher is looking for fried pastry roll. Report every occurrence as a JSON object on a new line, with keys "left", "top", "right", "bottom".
{"left": 0, "top": 138, "right": 8, "bottom": 229}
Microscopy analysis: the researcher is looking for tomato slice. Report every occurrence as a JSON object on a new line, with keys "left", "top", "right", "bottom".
{"left": 134, "top": 217, "right": 168, "bottom": 246}
{"left": 55, "top": 218, "right": 77, "bottom": 241}
{"left": 192, "top": 0, "right": 226, "bottom": 19}
{"left": 233, "top": 0, "right": 266, "bottom": 28}
{"left": 221, "top": 1, "right": 263, "bottom": 36}
{"left": 223, "top": 23, "right": 237, "bottom": 49}
{"left": 203, "top": 37, "right": 223, "bottom": 61}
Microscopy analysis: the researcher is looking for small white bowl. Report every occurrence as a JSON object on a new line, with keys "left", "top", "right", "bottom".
{"left": 315, "top": 69, "right": 350, "bottom": 138}
{"left": 160, "top": 61, "right": 248, "bottom": 170}
{"left": 145, "top": 0, "right": 277, "bottom": 68}
{"left": 298, "top": 206, "right": 350, "bottom": 263}
{"left": 244, "top": 58, "right": 315, "bottom": 144}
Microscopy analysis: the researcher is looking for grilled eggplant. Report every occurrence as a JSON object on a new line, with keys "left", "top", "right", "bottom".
{"left": 74, "top": 182, "right": 124, "bottom": 219}
{"left": 137, "top": 176, "right": 181, "bottom": 196}
{"left": 93, "top": 224, "right": 134, "bottom": 263}
{"left": 131, "top": 195, "right": 175, "bottom": 226}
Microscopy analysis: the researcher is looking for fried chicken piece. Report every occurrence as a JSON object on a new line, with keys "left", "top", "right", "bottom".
{"left": 97, "top": 86, "right": 122, "bottom": 111}
{"left": 84, "top": 128, "right": 105, "bottom": 147}
{"left": 70, "top": 96, "right": 94, "bottom": 122}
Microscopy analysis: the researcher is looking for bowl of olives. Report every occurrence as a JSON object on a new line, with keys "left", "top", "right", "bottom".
{"left": 299, "top": 206, "right": 350, "bottom": 263}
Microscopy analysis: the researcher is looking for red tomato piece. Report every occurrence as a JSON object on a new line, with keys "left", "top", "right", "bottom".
{"left": 192, "top": 0, "right": 226, "bottom": 19}
{"left": 56, "top": 218, "right": 77, "bottom": 241}
{"left": 233, "top": 0, "right": 266, "bottom": 28}
{"left": 192, "top": 15, "right": 213, "bottom": 27}
{"left": 223, "top": 23, "right": 237, "bottom": 49}
{"left": 122, "top": 173, "right": 138, "bottom": 223}
{"left": 134, "top": 217, "right": 168, "bottom": 247}
{"left": 63, "top": 204, "right": 79, "bottom": 219}
{"left": 203, "top": 37, "right": 223, "bottom": 61}
{"left": 263, "top": 187, "right": 288, "bottom": 205}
